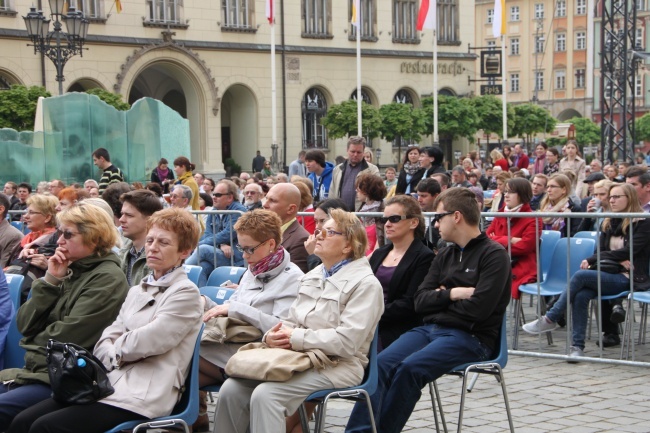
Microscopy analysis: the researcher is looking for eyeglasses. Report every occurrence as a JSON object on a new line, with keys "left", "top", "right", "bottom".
{"left": 25, "top": 210, "right": 43, "bottom": 216}
{"left": 315, "top": 228, "right": 343, "bottom": 238}
{"left": 236, "top": 239, "right": 270, "bottom": 255}
{"left": 213, "top": 192, "right": 232, "bottom": 198}
{"left": 58, "top": 228, "right": 79, "bottom": 240}
{"left": 609, "top": 194, "right": 625, "bottom": 200}
{"left": 431, "top": 211, "right": 454, "bottom": 224}
{"left": 377, "top": 215, "right": 410, "bottom": 225}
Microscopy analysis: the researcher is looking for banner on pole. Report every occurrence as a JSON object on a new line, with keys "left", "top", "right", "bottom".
{"left": 416, "top": 0, "right": 436, "bottom": 31}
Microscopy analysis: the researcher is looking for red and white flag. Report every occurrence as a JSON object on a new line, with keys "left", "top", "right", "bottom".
{"left": 416, "top": 0, "right": 436, "bottom": 31}
{"left": 266, "top": 0, "right": 274, "bottom": 24}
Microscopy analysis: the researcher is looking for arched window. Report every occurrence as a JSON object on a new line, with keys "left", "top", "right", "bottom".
{"left": 302, "top": 88, "right": 328, "bottom": 149}
{"left": 349, "top": 89, "right": 372, "bottom": 105}
{"left": 394, "top": 89, "right": 414, "bottom": 105}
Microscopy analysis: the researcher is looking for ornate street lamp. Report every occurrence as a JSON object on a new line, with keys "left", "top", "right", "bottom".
{"left": 23, "top": 0, "right": 89, "bottom": 95}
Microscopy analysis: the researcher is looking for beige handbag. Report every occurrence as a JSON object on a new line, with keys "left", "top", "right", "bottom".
{"left": 224, "top": 342, "right": 338, "bottom": 382}
{"left": 201, "top": 317, "right": 263, "bottom": 344}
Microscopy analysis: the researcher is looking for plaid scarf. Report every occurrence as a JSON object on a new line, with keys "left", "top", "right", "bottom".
{"left": 251, "top": 246, "right": 285, "bottom": 276}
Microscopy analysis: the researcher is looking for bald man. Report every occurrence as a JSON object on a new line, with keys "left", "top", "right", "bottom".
{"left": 263, "top": 183, "right": 309, "bottom": 273}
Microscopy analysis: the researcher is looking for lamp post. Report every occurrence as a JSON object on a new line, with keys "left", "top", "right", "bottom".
{"left": 23, "top": 0, "right": 89, "bottom": 95}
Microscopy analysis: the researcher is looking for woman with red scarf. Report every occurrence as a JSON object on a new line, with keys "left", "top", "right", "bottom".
{"left": 487, "top": 178, "right": 542, "bottom": 299}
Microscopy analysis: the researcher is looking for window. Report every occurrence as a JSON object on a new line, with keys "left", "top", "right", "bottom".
{"left": 487, "top": 8, "right": 494, "bottom": 24}
{"left": 535, "top": 71, "right": 544, "bottom": 91}
{"left": 576, "top": 31, "right": 586, "bottom": 50}
{"left": 510, "top": 38, "right": 519, "bottom": 55}
{"left": 535, "top": 36, "right": 545, "bottom": 53}
{"left": 147, "top": 0, "right": 182, "bottom": 24}
{"left": 510, "top": 73, "right": 520, "bottom": 92}
{"left": 636, "top": 28, "right": 644, "bottom": 49}
{"left": 394, "top": 89, "right": 413, "bottom": 105}
{"left": 510, "top": 5, "right": 519, "bottom": 21}
{"left": 438, "top": 0, "right": 459, "bottom": 43}
{"left": 487, "top": 40, "right": 496, "bottom": 51}
{"left": 350, "top": 0, "right": 376, "bottom": 41}
{"left": 555, "top": 33, "right": 566, "bottom": 52}
{"left": 302, "top": 0, "right": 331, "bottom": 37}
{"left": 556, "top": 0, "right": 566, "bottom": 17}
{"left": 534, "top": 3, "right": 544, "bottom": 18}
{"left": 575, "top": 68, "right": 585, "bottom": 88}
{"left": 393, "top": 0, "right": 418, "bottom": 43}
{"left": 638, "top": 0, "right": 645, "bottom": 10}
{"left": 222, "top": 0, "right": 254, "bottom": 29}
{"left": 74, "top": 0, "right": 100, "bottom": 18}
{"left": 302, "top": 88, "right": 328, "bottom": 149}
{"left": 636, "top": 75, "right": 643, "bottom": 98}
{"left": 0, "top": 0, "right": 10, "bottom": 11}
{"left": 350, "top": 89, "right": 372, "bottom": 105}
{"left": 555, "top": 70, "right": 566, "bottom": 89}
{"left": 576, "top": 0, "right": 586, "bottom": 15}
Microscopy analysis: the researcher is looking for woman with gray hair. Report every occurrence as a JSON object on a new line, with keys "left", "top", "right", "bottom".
{"left": 215, "top": 209, "right": 384, "bottom": 433}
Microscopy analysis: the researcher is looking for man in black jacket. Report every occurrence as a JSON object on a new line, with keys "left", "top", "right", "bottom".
{"left": 346, "top": 188, "right": 511, "bottom": 433}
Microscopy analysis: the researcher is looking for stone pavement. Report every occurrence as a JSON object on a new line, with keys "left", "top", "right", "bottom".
{"left": 204, "top": 300, "right": 650, "bottom": 432}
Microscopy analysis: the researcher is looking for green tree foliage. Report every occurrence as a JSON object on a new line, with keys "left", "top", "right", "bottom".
{"left": 566, "top": 117, "right": 600, "bottom": 146}
{"left": 635, "top": 112, "right": 650, "bottom": 143}
{"left": 511, "top": 103, "right": 557, "bottom": 145}
{"left": 469, "top": 95, "right": 515, "bottom": 137}
{"left": 321, "top": 100, "right": 382, "bottom": 139}
{"left": 378, "top": 102, "right": 426, "bottom": 142}
{"left": 422, "top": 96, "right": 478, "bottom": 140}
{"left": 0, "top": 85, "right": 52, "bottom": 131}
{"left": 85, "top": 88, "right": 131, "bottom": 111}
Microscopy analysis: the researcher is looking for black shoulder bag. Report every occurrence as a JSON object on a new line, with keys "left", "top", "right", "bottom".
{"left": 46, "top": 340, "right": 115, "bottom": 405}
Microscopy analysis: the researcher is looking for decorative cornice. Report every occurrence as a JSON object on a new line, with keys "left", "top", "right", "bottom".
{"left": 114, "top": 39, "right": 220, "bottom": 116}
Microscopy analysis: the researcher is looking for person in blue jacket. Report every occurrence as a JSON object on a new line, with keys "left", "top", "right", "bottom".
{"left": 305, "top": 149, "right": 334, "bottom": 203}
{"left": 185, "top": 180, "right": 246, "bottom": 286}
{"left": 0, "top": 269, "right": 13, "bottom": 370}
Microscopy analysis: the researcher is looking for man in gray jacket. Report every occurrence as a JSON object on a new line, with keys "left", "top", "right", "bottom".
{"left": 328, "top": 136, "right": 379, "bottom": 211}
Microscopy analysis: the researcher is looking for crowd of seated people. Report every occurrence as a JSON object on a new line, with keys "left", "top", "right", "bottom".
{"left": 2, "top": 142, "right": 650, "bottom": 432}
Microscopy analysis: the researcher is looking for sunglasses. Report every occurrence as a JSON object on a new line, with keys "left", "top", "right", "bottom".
{"left": 236, "top": 239, "right": 269, "bottom": 255}
{"left": 378, "top": 215, "right": 410, "bottom": 224}
{"left": 58, "top": 228, "right": 79, "bottom": 240}
{"left": 314, "top": 228, "right": 343, "bottom": 238}
{"left": 213, "top": 192, "right": 232, "bottom": 198}
{"left": 431, "top": 211, "right": 454, "bottom": 224}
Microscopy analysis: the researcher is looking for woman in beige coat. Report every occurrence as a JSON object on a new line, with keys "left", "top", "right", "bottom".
{"left": 9, "top": 208, "right": 203, "bottom": 433}
{"left": 214, "top": 209, "right": 384, "bottom": 433}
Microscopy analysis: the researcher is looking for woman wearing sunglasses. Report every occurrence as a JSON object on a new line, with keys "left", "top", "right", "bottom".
{"left": 217, "top": 209, "right": 383, "bottom": 433}
{"left": 0, "top": 203, "right": 129, "bottom": 430}
{"left": 196, "top": 209, "right": 303, "bottom": 430}
{"left": 370, "top": 195, "right": 434, "bottom": 350}
{"left": 486, "top": 178, "right": 542, "bottom": 300}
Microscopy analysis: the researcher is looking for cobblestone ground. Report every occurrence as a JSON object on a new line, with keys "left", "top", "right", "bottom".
{"left": 204, "top": 298, "right": 650, "bottom": 432}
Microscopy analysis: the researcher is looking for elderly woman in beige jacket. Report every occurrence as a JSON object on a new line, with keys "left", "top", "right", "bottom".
{"left": 214, "top": 209, "right": 384, "bottom": 433}
{"left": 9, "top": 208, "right": 203, "bottom": 433}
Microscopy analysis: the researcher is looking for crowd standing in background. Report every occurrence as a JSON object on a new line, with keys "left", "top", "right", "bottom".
{"left": 2, "top": 138, "right": 650, "bottom": 431}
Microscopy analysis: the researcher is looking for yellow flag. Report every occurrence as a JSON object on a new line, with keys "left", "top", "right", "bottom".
{"left": 116, "top": 0, "right": 122, "bottom": 13}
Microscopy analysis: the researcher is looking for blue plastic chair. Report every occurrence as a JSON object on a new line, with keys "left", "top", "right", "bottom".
{"left": 574, "top": 231, "right": 599, "bottom": 252}
{"left": 622, "top": 292, "right": 650, "bottom": 359}
{"left": 206, "top": 266, "right": 246, "bottom": 287}
{"left": 10, "top": 221, "right": 29, "bottom": 234}
{"left": 429, "top": 317, "right": 514, "bottom": 433}
{"left": 513, "top": 237, "right": 596, "bottom": 349}
{"left": 4, "top": 274, "right": 26, "bottom": 369}
{"left": 105, "top": 324, "right": 204, "bottom": 433}
{"left": 184, "top": 265, "right": 203, "bottom": 287}
{"left": 298, "top": 329, "right": 379, "bottom": 433}
{"left": 483, "top": 190, "right": 496, "bottom": 199}
{"left": 199, "top": 286, "right": 235, "bottom": 305}
{"left": 539, "top": 230, "right": 561, "bottom": 281}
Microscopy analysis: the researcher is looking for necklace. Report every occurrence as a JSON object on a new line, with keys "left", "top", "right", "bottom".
{"left": 389, "top": 250, "right": 405, "bottom": 262}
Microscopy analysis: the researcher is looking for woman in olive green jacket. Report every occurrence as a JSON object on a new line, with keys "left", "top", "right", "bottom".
{"left": 0, "top": 203, "right": 129, "bottom": 430}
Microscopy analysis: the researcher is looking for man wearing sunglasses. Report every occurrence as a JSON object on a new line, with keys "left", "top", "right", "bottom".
{"left": 186, "top": 180, "right": 246, "bottom": 286}
{"left": 346, "top": 188, "right": 511, "bottom": 433}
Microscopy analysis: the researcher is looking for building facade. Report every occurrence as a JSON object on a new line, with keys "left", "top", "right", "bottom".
{"left": 0, "top": 0, "right": 477, "bottom": 175}
{"left": 474, "top": 0, "right": 595, "bottom": 123}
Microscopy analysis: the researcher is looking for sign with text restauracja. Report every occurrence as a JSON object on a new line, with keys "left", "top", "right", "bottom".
{"left": 400, "top": 60, "right": 465, "bottom": 76}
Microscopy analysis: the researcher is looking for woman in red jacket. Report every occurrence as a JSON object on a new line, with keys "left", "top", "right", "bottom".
{"left": 486, "top": 178, "right": 542, "bottom": 299}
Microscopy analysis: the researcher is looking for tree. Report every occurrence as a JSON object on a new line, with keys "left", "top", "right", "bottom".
{"left": 469, "top": 95, "right": 515, "bottom": 137}
{"left": 321, "top": 100, "right": 382, "bottom": 139}
{"left": 566, "top": 117, "right": 600, "bottom": 147}
{"left": 422, "top": 96, "right": 478, "bottom": 140}
{"left": 378, "top": 102, "right": 426, "bottom": 143}
{"left": 510, "top": 103, "right": 557, "bottom": 146}
{"left": 85, "top": 88, "right": 131, "bottom": 111}
{"left": 0, "top": 85, "right": 52, "bottom": 131}
{"left": 636, "top": 112, "right": 650, "bottom": 143}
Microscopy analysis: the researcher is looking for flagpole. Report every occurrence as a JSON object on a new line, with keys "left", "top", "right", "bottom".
{"left": 433, "top": 29, "right": 438, "bottom": 144}
{"left": 501, "top": 34, "right": 507, "bottom": 140}
{"left": 356, "top": 11, "right": 362, "bottom": 136}
{"left": 271, "top": 16, "right": 278, "bottom": 166}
